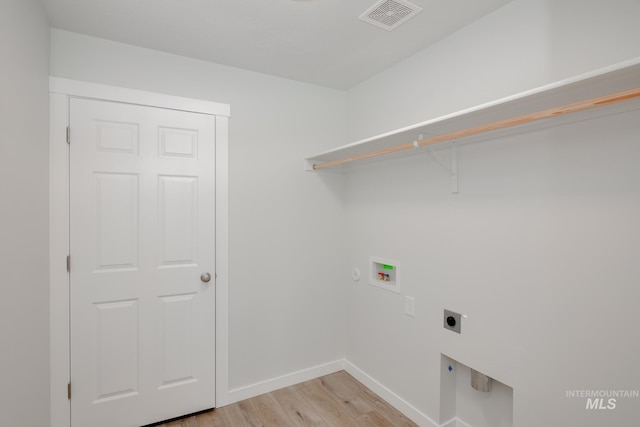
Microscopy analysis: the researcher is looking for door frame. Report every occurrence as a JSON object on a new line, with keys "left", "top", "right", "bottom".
{"left": 49, "top": 77, "right": 231, "bottom": 427}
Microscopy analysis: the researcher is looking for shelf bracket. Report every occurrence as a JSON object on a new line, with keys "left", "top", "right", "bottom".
{"left": 419, "top": 134, "right": 458, "bottom": 194}
{"left": 304, "top": 158, "right": 316, "bottom": 172}
{"left": 451, "top": 141, "right": 459, "bottom": 194}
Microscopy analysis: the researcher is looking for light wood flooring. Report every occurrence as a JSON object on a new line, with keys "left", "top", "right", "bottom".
{"left": 155, "top": 370, "right": 418, "bottom": 427}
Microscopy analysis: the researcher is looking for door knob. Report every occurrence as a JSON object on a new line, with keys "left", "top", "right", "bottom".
{"left": 200, "top": 272, "right": 212, "bottom": 283}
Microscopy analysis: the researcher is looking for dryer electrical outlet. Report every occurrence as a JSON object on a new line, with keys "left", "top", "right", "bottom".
{"left": 444, "top": 309, "right": 461, "bottom": 334}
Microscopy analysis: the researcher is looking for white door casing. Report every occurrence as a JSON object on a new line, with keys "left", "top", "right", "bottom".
{"left": 49, "top": 78, "right": 230, "bottom": 427}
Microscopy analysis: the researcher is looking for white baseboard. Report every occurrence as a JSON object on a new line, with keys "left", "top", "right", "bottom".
{"left": 442, "top": 418, "right": 474, "bottom": 427}
{"left": 344, "top": 360, "right": 439, "bottom": 427}
{"left": 226, "top": 359, "right": 345, "bottom": 404}
{"left": 455, "top": 418, "right": 473, "bottom": 427}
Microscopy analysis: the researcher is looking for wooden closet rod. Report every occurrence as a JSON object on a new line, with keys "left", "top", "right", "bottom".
{"left": 312, "top": 86, "right": 640, "bottom": 171}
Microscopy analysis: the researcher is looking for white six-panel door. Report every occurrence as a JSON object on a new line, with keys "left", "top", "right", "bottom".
{"left": 69, "top": 98, "right": 216, "bottom": 427}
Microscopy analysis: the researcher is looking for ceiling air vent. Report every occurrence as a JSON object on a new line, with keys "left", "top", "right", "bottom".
{"left": 359, "top": 0, "right": 423, "bottom": 31}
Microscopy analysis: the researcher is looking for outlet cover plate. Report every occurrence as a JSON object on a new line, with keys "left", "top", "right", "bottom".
{"left": 405, "top": 296, "right": 415, "bottom": 317}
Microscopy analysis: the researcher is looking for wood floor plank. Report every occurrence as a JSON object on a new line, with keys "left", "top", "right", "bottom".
{"left": 162, "top": 420, "right": 183, "bottom": 427}
{"left": 152, "top": 370, "right": 417, "bottom": 427}
{"left": 369, "top": 401, "right": 417, "bottom": 427}
{"left": 272, "top": 383, "right": 327, "bottom": 427}
{"left": 297, "top": 378, "right": 361, "bottom": 427}
{"left": 237, "top": 399, "right": 265, "bottom": 427}
{"left": 219, "top": 401, "right": 259, "bottom": 427}
{"left": 194, "top": 410, "right": 213, "bottom": 427}
{"left": 194, "top": 409, "right": 223, "bottom": 427}
{"left": 162, "top": 421, "right": 183, "bottom": 427}
{"left": 317, "top": 372, "right": 377, "bottom": 419}
{"left": 356, "top": 409, "right": 400, "bottom": 427}
{"left": 208, "top": 406, "right": 236, "bottom": 427}
{"left": 249, "top": 392, "right": 297, "bottom": 427}
{"left": 179, "top": 416, "right": 199, "bottom": 427}
{"left": 352, "top": 378, "right": 418, "bottom": 427}
{"left": 318, "top": 371, "right": 417, "bottom": 426}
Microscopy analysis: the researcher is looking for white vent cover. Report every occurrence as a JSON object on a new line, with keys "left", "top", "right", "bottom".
{"left": 359, "top": 0, "right": 423, "bottom": 31}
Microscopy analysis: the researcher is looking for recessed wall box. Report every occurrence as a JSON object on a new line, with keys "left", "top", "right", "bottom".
{"left": 444, "top": 309, "right": 461, "bottom": 333}
{"left": 471, "top": 368, "right": 493, "bottom": 392}
{"left": 369, "top": 256, "right": 400, "bottom": 293}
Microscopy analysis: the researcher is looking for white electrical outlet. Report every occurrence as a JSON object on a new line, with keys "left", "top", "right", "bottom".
{"left": 405, "top": 296, "right": 415, "bottom": 317}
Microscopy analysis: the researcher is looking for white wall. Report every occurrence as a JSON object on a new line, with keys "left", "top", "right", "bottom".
{"left": 343, "top": 0, "right": 640, "bottom": 426}
{"left": 345, "top": 110, "right": 640, "bottom": 427}
{"left": 0, "top": 1, "right": 51, "bottom": 426}
{"left": 50, "top": 29, "right": 348, "bottom": 393}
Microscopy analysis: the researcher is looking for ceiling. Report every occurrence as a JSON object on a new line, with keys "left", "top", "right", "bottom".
{"left": 42, "top": 0, "right": 512, "bottom": 90}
